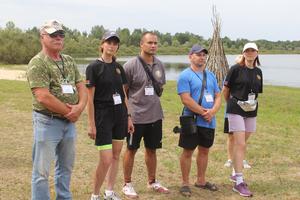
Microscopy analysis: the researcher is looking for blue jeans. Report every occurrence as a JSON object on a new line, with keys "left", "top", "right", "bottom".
{"left": 31, "top": 112, "right": 76, "bottom": 200}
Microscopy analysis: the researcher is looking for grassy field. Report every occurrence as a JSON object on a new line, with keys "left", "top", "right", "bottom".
{"left": 0, "top": 79, "right": 300, "bottom": 200}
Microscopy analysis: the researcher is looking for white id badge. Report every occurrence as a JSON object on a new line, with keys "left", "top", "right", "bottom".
{"left": 204, "top": 93, "right": 214, "bottom": 102}
{"left": 145, "top": 86, "right": 154, "bottom": 96}
{"left": 113, "top": 93, "right": 122, "bottom": 105}
{"left": 61, "top": 84, "right": 74, "bottom": 94}
{"left": 248, "top": 93, "right": 255, "bottom": 101}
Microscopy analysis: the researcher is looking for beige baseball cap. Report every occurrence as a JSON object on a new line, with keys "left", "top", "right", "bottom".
{"left": 243, "top": 42, "right": 258, "bottom": 52}
{"left": 40, "top": 20, "right": 64, "bottom": 34}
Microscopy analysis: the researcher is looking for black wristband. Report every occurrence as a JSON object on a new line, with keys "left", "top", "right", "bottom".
{"left": 127, "top": 114, "right": 131, "bottom": 117}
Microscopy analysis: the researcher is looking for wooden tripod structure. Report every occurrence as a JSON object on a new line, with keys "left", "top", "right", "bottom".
{"left": 206, "top": 6, "right": 229, "bottom": 89}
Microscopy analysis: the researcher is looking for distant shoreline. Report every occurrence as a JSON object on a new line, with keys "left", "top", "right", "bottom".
{"left": 1, "top": 65, "right": 298, "bottom": 88}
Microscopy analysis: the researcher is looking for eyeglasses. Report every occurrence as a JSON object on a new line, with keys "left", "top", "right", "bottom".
{"left": 49, "top": 32, "right": 65, "bottom": 38}
{"left": 42, "top": 32, "right": 65, "bottom": 38}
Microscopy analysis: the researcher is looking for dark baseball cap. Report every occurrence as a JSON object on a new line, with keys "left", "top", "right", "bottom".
{"left": 189, "top": 44, "right": 208, "bottom": 55}
{"left": 101, "top": 31, "right": 120, "bottom": 42}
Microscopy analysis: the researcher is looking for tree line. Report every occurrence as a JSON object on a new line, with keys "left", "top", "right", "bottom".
{"left": 1, "top": 21, "right": 300, "bottom": 64}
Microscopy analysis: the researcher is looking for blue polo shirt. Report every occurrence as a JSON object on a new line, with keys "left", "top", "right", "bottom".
{"left": 177, "top": 67, "right": 220, "bottom": 129}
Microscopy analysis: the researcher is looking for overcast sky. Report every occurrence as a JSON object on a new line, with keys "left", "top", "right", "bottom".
{"left": 1, "top": 0, "right": 299, "bottom": 41}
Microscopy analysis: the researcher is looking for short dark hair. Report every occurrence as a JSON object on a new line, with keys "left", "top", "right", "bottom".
{"left": 140, "top": 31, "right": 157, "bottom": 44}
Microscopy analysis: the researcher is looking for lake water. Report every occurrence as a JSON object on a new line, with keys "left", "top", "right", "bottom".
{"left": 78, "top": 54, "right": 300, "bottom": 88}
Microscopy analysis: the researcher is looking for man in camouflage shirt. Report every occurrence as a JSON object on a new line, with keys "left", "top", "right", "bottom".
{"left": 27, "top": 20, "right": 87, "bottom": 200}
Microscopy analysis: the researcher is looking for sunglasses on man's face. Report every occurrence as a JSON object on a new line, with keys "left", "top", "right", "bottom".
{"left": 48, "top": 31, "right": 65, "bottom": 38}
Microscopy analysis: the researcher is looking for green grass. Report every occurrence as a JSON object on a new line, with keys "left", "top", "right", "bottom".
{"left": 0, "top": 80, "right": 300, "bottom": 199}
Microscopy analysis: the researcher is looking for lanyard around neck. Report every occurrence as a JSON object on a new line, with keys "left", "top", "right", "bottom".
{"left": 53, "top": 55, "right": 66, "bottom": 80}
{"left": 191, "top": 68, "right": 207, "bottom": 90}
{"left": 246, "top": 68, "right": 256, "bottom": 93}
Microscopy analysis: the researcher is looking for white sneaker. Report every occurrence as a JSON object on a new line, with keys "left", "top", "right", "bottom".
{"left": 104, "top": 191, "right": 121, "bottom": 200}
{"left": 243, "top": 160, "right": 251, "bottom": 169}
{"left": 147, "top": 181, "right": 169, "bottom": 194}
{"left": 122, "top": 182, "right": 138, "bottom": 199}
{"left": 224, "top": 159, "right": 232, "bottom": 167}
{"left": 91, "top": 194, "right": 101, "bottom": 200}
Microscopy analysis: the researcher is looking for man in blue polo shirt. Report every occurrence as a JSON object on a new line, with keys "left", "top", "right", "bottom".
{"left": 177, "top": 44, "right": 221, "bottom": 197}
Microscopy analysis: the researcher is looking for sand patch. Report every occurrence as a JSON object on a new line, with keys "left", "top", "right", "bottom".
{"left": 0, "top": 69, "right": 26, "bottom": 81}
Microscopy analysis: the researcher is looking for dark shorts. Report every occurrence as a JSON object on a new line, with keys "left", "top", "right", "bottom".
{"left": 178, "top": 126, "right": 215, "bottom": 149}
{"left": 95, "top": 104, "right": 127, "bottom": 148}
{"left": 223, "top": 117, "right": 232, "bottom": 134}
{"left": 126, "top": 119, "right": 162, "bottom": 150}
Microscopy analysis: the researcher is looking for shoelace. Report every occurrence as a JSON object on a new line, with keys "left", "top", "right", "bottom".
{"left": 107, "top": 192, "right": 120, "bottom": 200}
{"left": 125, "top": 185, "right": 136, "bottom": 194}
{"left": 152, "top": 182, "right": 167, "bottom": 190}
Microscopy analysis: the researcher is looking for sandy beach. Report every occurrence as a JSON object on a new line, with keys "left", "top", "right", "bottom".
{"left": 0, "top": 68, "right": 26, "bottom": 81}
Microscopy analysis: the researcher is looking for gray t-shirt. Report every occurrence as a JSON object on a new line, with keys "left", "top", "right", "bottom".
{"left": 123, "top": 56, "right": 165, "bottom": 124}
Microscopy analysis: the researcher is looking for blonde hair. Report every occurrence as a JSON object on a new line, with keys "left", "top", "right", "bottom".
{"left": 235, "top": 55, "right": 243, "bottom": 64}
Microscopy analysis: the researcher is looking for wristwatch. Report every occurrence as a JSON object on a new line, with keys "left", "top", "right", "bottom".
{"left": 127, "top": 114, "right": 131, "bottom": 117}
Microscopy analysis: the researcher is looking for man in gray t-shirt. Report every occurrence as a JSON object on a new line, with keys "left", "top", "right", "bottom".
{"left": 122, "top": 32, "right": 169, "bottom": 198}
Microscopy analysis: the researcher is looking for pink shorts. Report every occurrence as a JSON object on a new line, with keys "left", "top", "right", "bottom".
{"left": 227, "top": 114, "right": 256, "bottom": 133}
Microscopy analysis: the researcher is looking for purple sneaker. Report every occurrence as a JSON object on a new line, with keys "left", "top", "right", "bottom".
{"left": 233, "top": 182, "right": 253, "bottom": 197}
{"left": 229, "top": 175, "right": 237, "bottom": 183}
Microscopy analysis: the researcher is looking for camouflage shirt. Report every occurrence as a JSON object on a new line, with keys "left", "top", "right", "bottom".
{"left": 27, "top": 51, "right": 82, "bottom": 114}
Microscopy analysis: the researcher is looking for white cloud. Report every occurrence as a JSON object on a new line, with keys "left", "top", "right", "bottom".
{"left": 1, "top": 0, "right": 299, "bottom": 41}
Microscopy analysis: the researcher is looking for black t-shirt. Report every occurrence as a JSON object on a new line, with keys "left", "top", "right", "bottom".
{"left": 85, "top": 59, "right": 127, "bottom": 107}
{"left": 224, "top": 64, "right": 263, "bottom": 117}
